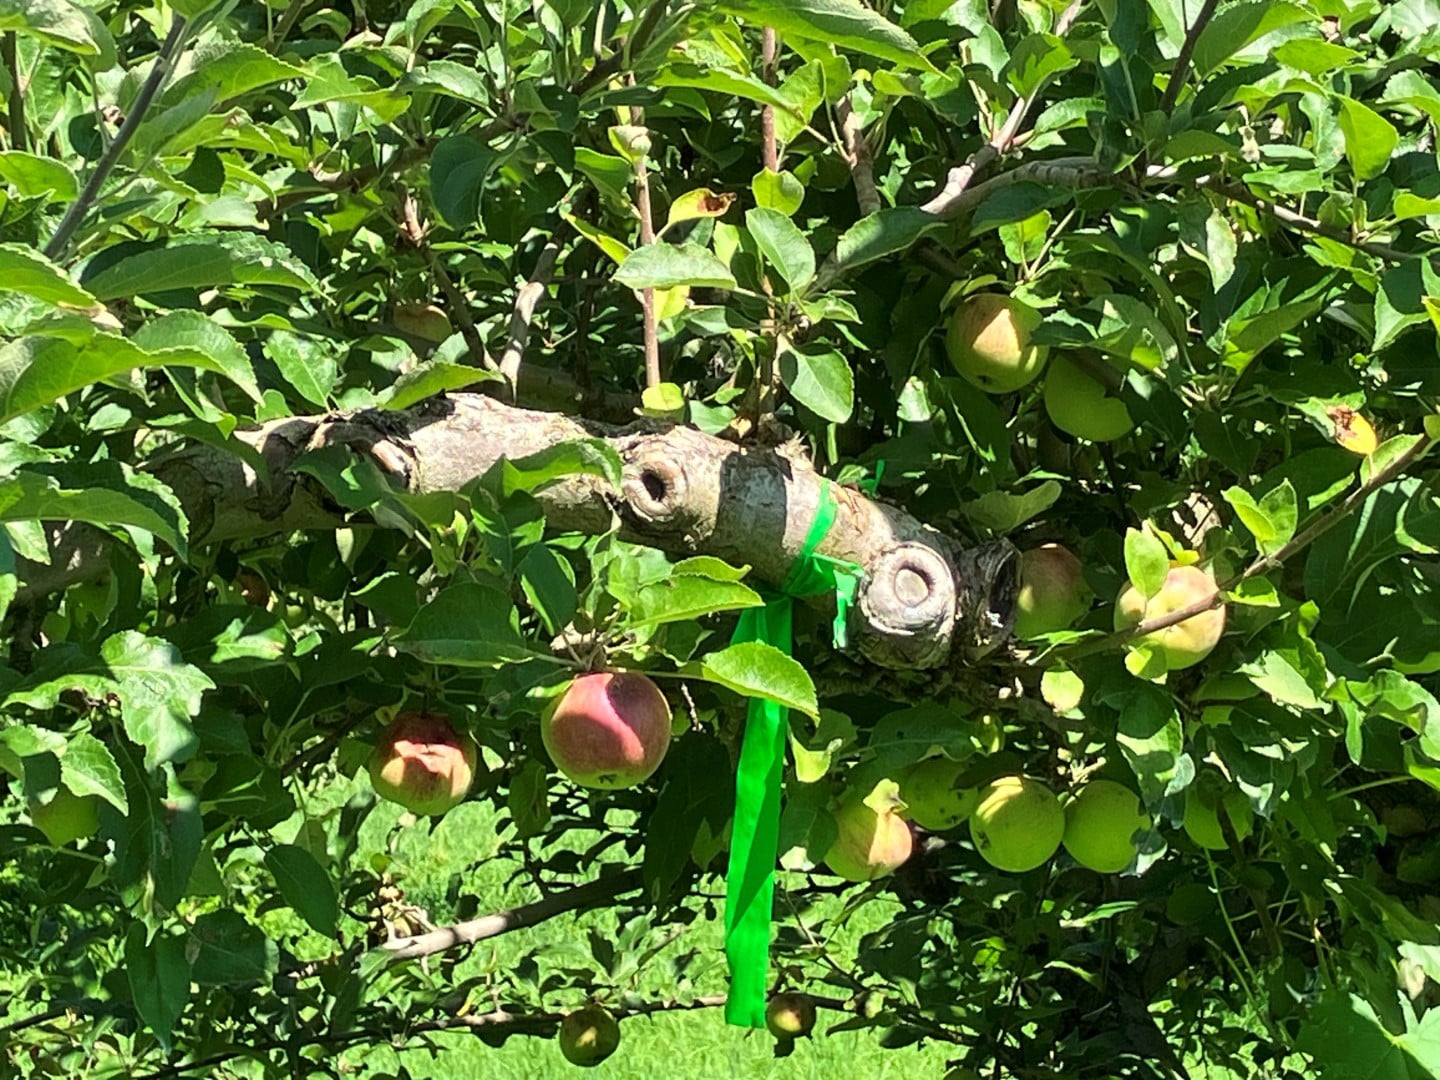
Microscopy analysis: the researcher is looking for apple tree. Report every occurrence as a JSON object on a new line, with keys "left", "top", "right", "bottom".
{"left": 3, "top": 0, "right": 1440, "bottom": 1076}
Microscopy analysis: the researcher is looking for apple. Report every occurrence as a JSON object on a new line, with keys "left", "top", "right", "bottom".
{"left": 822, "top": 796, "right": 914, "bottom": 881}
{"left": 1061, "top": 780, "right": 1149, "bottom": 873}
{"left": 945, "top": 293, "right": 1049, "bottom": 393}
{"left": 765, "top": 993, "right": 817, "bottom": 1039}
{"left": 900, "top": 758, "right": 979, "bottom": 832}
{"left": 542, "top": 671, "right": 672, "bottom": 789}
{"left": 393, "top": 302, "right": 454, "bottom": 344}
{"left": 1013, "top": 544, "right": 1091, "bottom": 638}
{"left": 558, "top": 1004, "right": 620, "bottom": 1067}
{"left": 1043, "top": 357, "right": 1134, "bottom": 441}
{"left": 1114, "top": 564, "right": 1227, "bottom": 672}
{"left": 1182, "top": 773, "right": 1253, "bottom": 851}
{"left": 29, "top": 788, "right": 101, "bottom": 846}
{"left": 969, "top": 775, "right": 1064, "bottom": 873}
{"left": 367, "top": 712, "right": 479, "bottom": 816}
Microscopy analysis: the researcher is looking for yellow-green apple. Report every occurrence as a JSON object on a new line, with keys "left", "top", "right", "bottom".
{"left": 1114, "top": 563, "right": 1226, "bottom": 672}
{"left": 558, "top": 1004, "right": 620, "bottom": 1067}
{"left": 1061, "top": 780, "right": 1149, "bottom": 873}
{"left": 1013, "top": 543, "right": 1091, "bottom": 638}
{"left": 393, "top": 302, "right": 454, "bottom": 344}
{"left": 368, "top": 712, "right": 479, "bottom": 815}
{"left": 822, "top": 795, "right": 914, "bottom": 881}
{"left": 542, "top": 671, "right": 672, "bottom": 789}
{"left": 899, "top": 758, "right": 979, "bottom": 832}
{"left": 969, "top": 775, "right": 1064, "bottom": 872}
{"left": 1043, "top": 357, "right": 1134, "bottom": 441}
{"left": 946, "top": 293, "right": 1049, "bottom": 393}
{"left": 766, "top": 993, "right": 817, "bottom": 1039}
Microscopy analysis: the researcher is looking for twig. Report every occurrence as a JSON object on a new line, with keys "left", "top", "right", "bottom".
{"left": 42, "top": 16, "right": 189, "bottom": 259}
{"left": 402, "top": 187, "right": 499, "bottom": 371}
{"left": 1045, "top": 432, "right": 1436, "bottom": 665}
{"left": 761, "top": 28, "right": 779, "bottom": 173}
{"left": 837, "top": 94, "right": 880, "bottom": 215}
{"left": 918, "top": 0, "right": 1085, "bottom": 216}
{"left": 573, "top": 0, "right": 671, "bottom": 97}
{"left": 3, "top": 33, "right": 24, "bottom": 154}
{"left": 269, "top": 0, "right": 308, "bottom": 47}
{"left": 498, "top": 222, "right": 574, "bottom": 393}
{"left": 381, "top": 869, "right": 644, "bottom": 962}
{"left": 1156, "top": 0, "right": 1223, "bottom": 116}
{"left": 629, "top": 102, "right": 662, "bottom": 389}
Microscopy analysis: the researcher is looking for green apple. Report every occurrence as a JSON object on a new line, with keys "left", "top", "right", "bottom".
{"left": 558, "top": 1004, "right": 620, "bottom": 1067}
{"left": 945, "top": 293, "right": 1049, "bottom": 393}
{"left": 29, "top": 788, "right": 102, "bottom": 846}
{"left": 823, "top": 796, "right": 914, "bottom": 881}
{"left": 1115, "top": 563, "right": 1227, "bottom": 672}
{"left": 1043, "top": 356, "right": 1134, "bottom": 441}
{"left": 1013, "top": 543, "right": 1091, "bottom": 638}
{"left": 969, "top": 775, "right": 1064, "bottom": 873}
{"left": 899, "top": 758, "right": 979, "bottom": 832}
{"left": 1061, "top": 780, "right": 1149, "bottom": 873}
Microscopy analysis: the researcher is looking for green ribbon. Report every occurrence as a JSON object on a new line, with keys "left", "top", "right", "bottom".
{"left": 723, "top": 481, "right": 862, "bottom": 1029}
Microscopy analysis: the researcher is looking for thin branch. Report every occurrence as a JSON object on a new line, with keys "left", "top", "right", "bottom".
{"left": 918, "top": 0, "right": 1085, "bottom": 217}
{"left": 43, "top": 16, "right": 189, "bottom": 259}
{"left": 499, "top": 222, "right": 574, "bottom": 393}
{"left": 381, "top": 869, "right": 644, "bottom": 962}
{"left": 760, "top": 28, "right": 779, "bottom": 173}
{"left": 1156, "top": 0, "right": 1224, "bottom": 116}
{"left": 3, "top": 33, "right": 24, "bottom": 154}
{"left": 269, "top": 0, "right": 308, "bottom": 47}
{"left": 1045, "top": 432, "right": 1436, "bottom": 665}
{"left": 837, "top": 94, "right": 880, "bottom": 216}
{"left": 572, "top": 0, "right": 671, "bottom": 98}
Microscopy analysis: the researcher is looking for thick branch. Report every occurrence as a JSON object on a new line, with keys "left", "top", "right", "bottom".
{"left": 382, "top": 869, "right": 643, "bottom": 961}
{"left": 19, "top": 395, "right": 1017, "bottom": 669}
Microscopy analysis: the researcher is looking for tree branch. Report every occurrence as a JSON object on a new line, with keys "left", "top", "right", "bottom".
{"left": 3, "top": 33, "right": 24, "bottom": 154}
{"left": 1156, "top": 0, "right": 1223, "bottom": 116}
{"left": 499, "top": 222, "right": 574, "bottom": 393}
{"left": 761, "top": 28, "right": 779, "bottom": 174}
{"left": 838, "top": 94, "right": 880, "bottom": 216}
{"left": 43, "top": 16, "right": 188, "bottom": 260}
{"left": 381, "top": 869, "right": 644, "bottom": 961}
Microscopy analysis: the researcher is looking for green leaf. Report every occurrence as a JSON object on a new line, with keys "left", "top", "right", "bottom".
{"left": 0, "top": 0, "right": 113, "bottom": 56}
{"left": 429, "top": 136, "right": 498, "bottom": 230}
{"left": 0, "top": 153, "right": 79, "bottom": 202}
{"left": 629, "top": 576, "right": 765, "bottom": 628}
{"left": 717, "top": 0, "right": 930, "bottom": 69}
{"left": 0, "top": 467, "right": 188, "bottom": 558}
{"left": 1123, "top": 527, "right": 1170, "bottom": 599}
{"left": 378, "top": 361, "right": 501, "bottom": 411}
{"left": 1111, "top": 683, "right": 1187, "bottom": 803}
{"left": 745, "top": 208, "right": 815, "bottom": 293}
{"left": 60, "top": 732, "right": 126, "bottom": 813}
{"left": 1222, "top": 481, "right": 1297, "bottom": 556}
{"left": 1003, "top": 33, "right": 1075, "bottom": 99}
{"left": 1191, "top": 1, "right": 1312, "bottom": 76}
{"left": 1337, "top": 96, "right": 1399, "bottom": 181}
{"left": 131, "top": 311, "right": 262, "bottom": 403}
{"left": 1296, "top": 992, "right": 1440, "bottom": 1079}
{"left": 518, "top": 544, "right": 578, "bottom": 636}
{"left": 832, "top": 208, "right": 939, "bottom": 273}
{"left": 752, "top": 169, "right": 806, "bottom": 216}
{"left": 188, "top": 909, "right": 279, "bottom": 986}
{"left": 496, "top": 438, "right": 623, "bottom": 496}
{"left": 962, "top": 481, "right": 1062, "bottom": 534}
{"left": 693, "top": 641, "right": 819, "bottom": 719}
{"left": 125, "top": 925, "right": 190, "bottom": 1054}
{"left": 777, "top": 345, "right": 853, "bottom": 423}
{"left": 164, "top": 42, "right": 305, "bottom": 103}
{"left": 264, "top": 330, "right": 336, "bottom": 409}
{"left": 82, "top": 233, "right": 321, "bottom": 300}
{"left": 264, "top": 844, "right": 339, "bottom": 937}
{"left": 0, "top": 245, "right": 96, "bottom": 308}
{"left": 654, "top": 63, "right": 797, "bottom": 114}
{"left": 394, "top": 581, "right": 532, "bottom": 667}
{"left": 614, "top": 243, "right": 737, "bottom": 290}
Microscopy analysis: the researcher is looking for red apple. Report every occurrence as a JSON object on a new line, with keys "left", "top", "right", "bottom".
{"left": 367, "top": 712, "right": 479, "bottom": 815}
{"left": 542, "top": 671, "right": 672, "bottom": 789}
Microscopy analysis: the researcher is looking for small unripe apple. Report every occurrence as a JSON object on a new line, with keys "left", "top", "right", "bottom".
{"left": 899, "top": 758, "right": 979, "bottom": 832}
{"left": 1013, "top": 544, "right": 1091, "bottom": 638}
{"left": 1061, "top": 780, "right": 1149, "bottom": 873}
{"left": 945, "top": 293, "right": 1049, "bottom": 393}
{"left": 822, "top": 796, "right": 914, "bottom": 881}
{"left": 367, "top": 712, "right": 479, "bottom": 816}
{"left": 393, "top": 302, "right": 454, "bottom": 344}
{"left": 542, "top": 671, "right": 672, "bottom": 789}
{"left": 29, "top": 788, "right": 102, "bottom": 846}
{"left": 969, "top": 775, "right": 1064, "bottom": 873}
{"left": 558, "top": 1004, "right": 620, "bottom": 1067}
{"left": 1114, "top": 564, "right": 1227, "bottom": 672}
{"left": 765, "top": 993, "right": 817, "bottom": 1039}
{"left": 1043, "top": 357, "right": 1134, "bottom": 441}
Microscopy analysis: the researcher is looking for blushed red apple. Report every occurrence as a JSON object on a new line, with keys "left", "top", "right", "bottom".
{"left": 542, "top": 671, "right": 672, "bottom": 789}
{"left": 367, "top": 712, "right": 479, "bottom": 815}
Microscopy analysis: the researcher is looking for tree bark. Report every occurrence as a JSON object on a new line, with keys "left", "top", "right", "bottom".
{"left": 19, "top": 395, "right": 1018, "bottom": 669}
